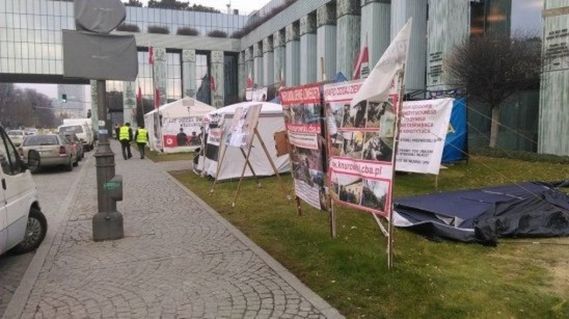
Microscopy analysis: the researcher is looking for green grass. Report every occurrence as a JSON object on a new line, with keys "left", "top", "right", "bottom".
{"left": 171, "top": 155, "right": 569, "bottom": 319}
{"left": 145, "top": 149, "right": 194, "bottom": 162}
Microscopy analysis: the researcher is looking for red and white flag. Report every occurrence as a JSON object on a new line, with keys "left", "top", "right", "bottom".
{"left": 210, "top": 75, "right": 217, "bottom": 92}
{"left": 154, "top": 87, "right": 160, "bottom": 109}
{"left": 246, "top": 71, "right": 253, "bottom": 88}
{"left": 148, "top": 47, "right": 154, "bottom": 65}
{"left": 352, "top": 44, "right": 369, "bottom": 80}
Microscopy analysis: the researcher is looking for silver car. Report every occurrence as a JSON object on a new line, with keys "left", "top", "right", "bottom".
{"left": 7, "top": 130, "right": 25, "bottom": 147}
{"left": 21, "top": 134, "right": 78, "bottom": 173}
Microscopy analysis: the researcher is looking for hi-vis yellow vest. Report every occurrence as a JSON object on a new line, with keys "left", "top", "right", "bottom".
{"left": 136, "top": 128, "right": 148, "bottom": 143}
{"left": 119, "top": 126, "right": 130, "bottom": 141}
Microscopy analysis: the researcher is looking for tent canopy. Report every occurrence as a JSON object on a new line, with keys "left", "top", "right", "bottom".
{"left": 145, "top": 96, "right": 215, "bottom": 118}
{"left": 394, "top": 181, "right": 569, "bottom": 245}
{"left": 197, "top": 101, "right": 289, "bottom": 181}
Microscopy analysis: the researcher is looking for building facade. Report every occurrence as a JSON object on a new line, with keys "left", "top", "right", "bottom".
{"left": 1, "top": 0, "right": 567, "bottom": 156}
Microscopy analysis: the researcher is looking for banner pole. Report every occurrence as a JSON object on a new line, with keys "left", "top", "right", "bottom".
{"left": 255, "top": 127, "right": 292, "bottom": 201}
{"left": 210, "top": 130, "right": 228, "bottom": 194}
{"left": 387, "top": 71, "right": 406, "bottom": 270}
{"left": 232, "top": 127, "right": 257, "bottom": 207}
{"left": 240, "top": 148, "right": 261, "bottom": 188}
{"left": 200, "top": 126, "right": 207, "bottom": 177}
{"left": 329, "top": 197, "right": 337, "bottom": 239}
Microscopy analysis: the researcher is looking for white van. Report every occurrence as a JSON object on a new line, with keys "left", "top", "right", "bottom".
{"left": 0, "top": 126, "right": 47, "bottom": 255}
{"left": 58, "top": 123, "right": 94, "bottom": 151}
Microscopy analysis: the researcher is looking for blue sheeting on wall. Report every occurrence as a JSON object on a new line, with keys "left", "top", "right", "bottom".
{"left": 442, "top": 98, "right": 467, "bottom": 163}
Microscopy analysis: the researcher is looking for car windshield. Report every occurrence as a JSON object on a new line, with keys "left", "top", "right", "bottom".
{"left": 64, "top": 135, "right": 78, "bottom": 142}
{"left": 23, "top": 135, "right": 59, "bottom": 146}
{"left": 59, "top": 125, "right": 83, "bottom": 134}
{"left": 7, "top": 130, "right": 23, "bottom": 136}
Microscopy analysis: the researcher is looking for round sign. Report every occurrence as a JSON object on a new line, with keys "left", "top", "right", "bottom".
{"left": 74, "top": 0, "right": 126, "bottom": 34}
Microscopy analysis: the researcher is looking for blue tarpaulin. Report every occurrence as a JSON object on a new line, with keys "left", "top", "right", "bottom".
{"left": 442, "top": 98, "right": 467, "bottom": 163}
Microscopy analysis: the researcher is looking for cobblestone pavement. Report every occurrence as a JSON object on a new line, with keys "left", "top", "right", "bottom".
{"left": 0, "top": 154, "right": 87, "bottom": 317}
{"left": 10, "top": 142, "right": 342, "bottom": 319}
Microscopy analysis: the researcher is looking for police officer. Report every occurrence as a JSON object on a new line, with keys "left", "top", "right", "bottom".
{"left": 119, "top": 122, "right": 133, "bottom": 160}
{"left": 135, "top": 124, "right": 149, "bottom": 159}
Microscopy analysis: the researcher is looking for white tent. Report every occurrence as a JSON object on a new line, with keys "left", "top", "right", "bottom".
{"left": 197, "top": 101, "right": 290, "bottom": 181}
{"left": 144, "top": 97, "right": 215, "bottom": 153}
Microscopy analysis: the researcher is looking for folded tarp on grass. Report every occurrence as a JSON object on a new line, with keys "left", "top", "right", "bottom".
{"left": 393, "top": 181, "right": 569, "bottom": 245}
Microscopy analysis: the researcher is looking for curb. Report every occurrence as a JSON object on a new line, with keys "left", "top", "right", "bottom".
{"left": 163, "top": 170, "right": 345, "bottom": 319}
{"left": 2, "top": 157, "right": 91, "bottom": 319}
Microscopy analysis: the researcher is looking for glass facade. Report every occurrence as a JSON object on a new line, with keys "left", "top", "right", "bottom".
{"left": 0, "top": 0, "right": 246, "bottom": 107}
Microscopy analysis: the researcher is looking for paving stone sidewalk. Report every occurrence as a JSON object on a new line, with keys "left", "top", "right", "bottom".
{"left": 9, "top": 143, "right": 343, "bottom": 319}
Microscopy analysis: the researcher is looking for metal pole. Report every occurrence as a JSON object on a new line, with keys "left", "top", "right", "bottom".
{"left": 92, "top": 80, "right": 124, "bottom": 241}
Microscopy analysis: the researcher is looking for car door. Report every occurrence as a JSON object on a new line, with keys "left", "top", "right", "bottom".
{"left": 0, "top": 128, "right": 35, "bottom": 250}
{"left": 0, "top": 130, "right": 11, "bottom": 253}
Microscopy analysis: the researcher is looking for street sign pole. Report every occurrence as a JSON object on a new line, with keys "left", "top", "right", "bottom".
{"left": 92, "top": 79, "right": 124, "bottom": 241}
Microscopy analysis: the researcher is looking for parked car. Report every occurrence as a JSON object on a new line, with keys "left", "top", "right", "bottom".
{"left": 64, "top": 133, "right": 84, "bottom": 161}
{"left": 20, "top": 134, "right": 78, "bottom": 173}
{"left": 24, "top": 128, "right": 38, "bottom": 136}
{"left": 0, "top": 126, "right": 47, "bottom": 255}
{"left": 7, "top": 130, "right": 25, "bottom": 147}
{"left": 58, "top": 123, "right": 94, "bottom": 151}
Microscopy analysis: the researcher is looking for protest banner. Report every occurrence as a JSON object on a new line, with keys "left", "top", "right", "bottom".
{"left": 335, "top": 19, "right": 413, "bottom": 269}
{"left": 162, "top": 116, "right": 203, "bottom": 150}
{"left": 396, "top": 98, "right": 453, "bottom": 174}
{"left": 280, "top": 84, "right": 326, "bottom": 211}
{"left": 246, "top": 87, "right": 268, "bottom": 101}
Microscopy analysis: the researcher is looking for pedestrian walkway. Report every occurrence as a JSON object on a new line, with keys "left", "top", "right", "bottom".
{"left": 6, "top": 142, "right": 343, "bottom": 319}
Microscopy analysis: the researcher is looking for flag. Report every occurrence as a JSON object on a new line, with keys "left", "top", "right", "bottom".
{"left": 246, "top": 71, "right": 253, "bottom": 88}
{"left": 136, "top": 86, "right": 142, "bottom": 104}
{"left": 154, "top": 87, "right": 160, "bottom": 109}
{"left": 351, "top": 19, "right": 412, "bottom": 107}
{"left": 210, "top": 75, "right": 216, "bottom": 92}
{"left": 148, "top": 47, "right": 154, "bottom": 65}
{"left": 352, "top": 43, "right": 369, "bottom": 80}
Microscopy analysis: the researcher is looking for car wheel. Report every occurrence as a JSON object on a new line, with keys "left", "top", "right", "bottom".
{"left": 10, "top": 208, "right": 48, "bottom": 255}
{"left": 28, "top": 150, "right": 41, "bottom": 174}
{"left": 73, "top": 157, "right": 79, "bottom": 167}
{"left": 65, "top": 157, "right": 73, "bottom": 171}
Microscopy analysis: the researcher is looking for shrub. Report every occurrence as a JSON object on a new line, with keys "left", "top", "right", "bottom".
{"left": 147, "top": 25, "right": 170, "bottom": 34}
{"left": 177, "top": 27, "right": 200, "bottom": 36}
{"left": 207, "top": 30, "right": 228, "bottom": 38}
{"left": 116, "top": 23, "right": 140, "bottom": 32}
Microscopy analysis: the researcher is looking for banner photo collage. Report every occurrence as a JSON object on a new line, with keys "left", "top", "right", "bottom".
{"left": 324, "top": 80, "right": 401, "bottom": 218}
{"left": 280, "top": 84, "right": 327, "bottom": 210}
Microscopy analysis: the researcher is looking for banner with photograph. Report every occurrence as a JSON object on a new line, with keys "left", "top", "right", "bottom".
{"left": 325, "top": 80, "right": 397, "bottom": 217}
{"left": 325, "top": 20, "right": 411, "bottom": 219}
{"left": 246, "top": 87, "right": 268, "bottom": 101}
{"left": 224, "top": 104, "right": 262, "bottom": 149}
{"left": 205, "top": 127, "right": 223, "bottom": 161}
{"left": 162, "top": 116, "right": 202, "bottom": 149}
{"left": 396, "top": 98, "right": 453, "bottom": 174}
{"left": 280, "top": 84, "right": 326, "bottom": 210}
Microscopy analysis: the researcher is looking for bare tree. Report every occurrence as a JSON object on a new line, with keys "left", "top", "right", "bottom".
{"left": 123, "top": 0, "right": 143, "bottom": 7}
{"left": 446, "top": 34, "right": 541, "bottom": 148}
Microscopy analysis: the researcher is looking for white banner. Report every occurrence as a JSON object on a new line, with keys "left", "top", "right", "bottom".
{"left": 396, "top": 98, "right": 453, "bottom": 175}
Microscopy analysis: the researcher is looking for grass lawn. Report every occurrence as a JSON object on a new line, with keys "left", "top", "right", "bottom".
{"left": 145, "top": 149, "right": 194, "bottom": 162}
{"left": 171, "top": 155, "right": 569, "bottom": 319}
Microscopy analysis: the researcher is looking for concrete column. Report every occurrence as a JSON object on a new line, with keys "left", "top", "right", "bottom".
{"left": 336, "top": 0, "right": 361, "bottom": 80}
{"left": 300, "top": 14, "right": 317, "bottom": 85}
{"left": 153, "top": 47, "right": 167, "bottom": 106}
{"left": 254, "top": 42, "right": 264, "bottom": 87}
{"left": 182, "top": 49, "right": 197, "bottom": 97}
{"left": 361, "top": 0, "right": 391, "bottom": 68}
{"left": 262, "top": 37, "right": 274, "bottom": 86}
{"left": 238, "top": 51, "right": 246, "bottom": 100}
{"left": 90, "top": 80, "right": 99, "bottom": 131}
{"left": 426, "top": 0, "right": 469, "bottom": 91}
{"left": 285, "top": 22, "right": 300, "bottom": 86}
{"left": 245, "top": 47, "right": 254, "bottom": 86}
{"left": 122, "top": 81, "right": 136, "bottom": 126}
{"left": 317, "top": 3, "right": 337, "bottom": 81}
{"left": 273, "top": 29, "right": 286, "bottom": 85}
{"left": 391, "top": 0, "right": 427, "bottom": 92}
{"left": 210, "top": 50, "right": 225, "bottom": 108}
